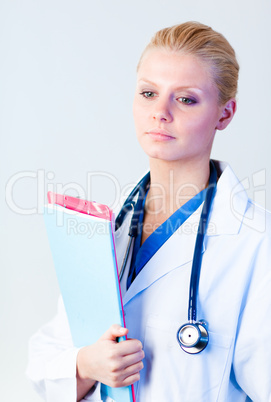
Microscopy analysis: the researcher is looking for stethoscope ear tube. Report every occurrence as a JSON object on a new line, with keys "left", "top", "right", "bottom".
{"left": 116, "top": 172, "right": 151, "bottom": 281}
{"left": 119, "top": 236, "right": 134, "bottom": 281}
{"left": 115, "top": 172, "right": 150, "bottom": 231}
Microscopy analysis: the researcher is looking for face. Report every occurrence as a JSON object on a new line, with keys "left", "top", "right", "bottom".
{"left": 133, "top": 49, "right": 233, "bottom": 165}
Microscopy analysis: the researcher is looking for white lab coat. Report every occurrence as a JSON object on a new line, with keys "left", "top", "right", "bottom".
{"left": 26, "top": 161, "right": 271, "bottom": 402}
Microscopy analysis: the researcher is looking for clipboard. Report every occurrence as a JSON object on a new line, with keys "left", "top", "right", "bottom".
{"left": 44, "top": 192, "right": 135, "bottom": 402}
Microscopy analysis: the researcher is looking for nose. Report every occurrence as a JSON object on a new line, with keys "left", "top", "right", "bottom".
{"left": 152, "top": 99, "right": 173, "bottom": 123}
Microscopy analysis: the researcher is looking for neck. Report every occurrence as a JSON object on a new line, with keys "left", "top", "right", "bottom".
{"left": 146, "top": 157, "right": 211, "bottom": 217}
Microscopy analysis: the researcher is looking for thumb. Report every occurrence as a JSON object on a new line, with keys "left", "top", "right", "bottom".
{"left": 101, "top": 324, "right": 129, "bottom": 342}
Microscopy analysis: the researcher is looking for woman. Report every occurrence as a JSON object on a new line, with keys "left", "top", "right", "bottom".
{"left": 27, "top": 22, "right": 271, "bottom": 401}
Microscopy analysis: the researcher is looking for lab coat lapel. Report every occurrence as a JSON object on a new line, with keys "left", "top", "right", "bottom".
{"left": 122, "top": 206, "right": 203, "bottom": 306}
{"left": 121, "top": 161, "right": 249, "bottom": 306}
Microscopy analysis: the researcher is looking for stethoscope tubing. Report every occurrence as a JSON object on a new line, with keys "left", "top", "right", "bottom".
{"left": 119, "top": 234, "right": 134, "bottom": 281}
{"left": 188, "top": 161, "right": 217, "bottom": 322}
{"left": 115, "top": 172, "right": 150, "bottom": 232}
{"left": 115, "top": 161, "right": 217, "bottom": 353}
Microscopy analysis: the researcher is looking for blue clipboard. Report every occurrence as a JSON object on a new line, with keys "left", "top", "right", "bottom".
{"left": 44, "top": 192, "right": 135, "bottom": 402}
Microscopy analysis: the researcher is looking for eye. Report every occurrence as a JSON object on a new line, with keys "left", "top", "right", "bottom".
{"left": 177, "top": 97, "right": 196, "bottom": 105}
{"left": 139, "top": 91, "right": 157, "bottom": 99}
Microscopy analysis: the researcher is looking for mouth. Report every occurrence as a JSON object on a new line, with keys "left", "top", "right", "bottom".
{"left": 146, "top": 128, "right": 175, "bottom": 141}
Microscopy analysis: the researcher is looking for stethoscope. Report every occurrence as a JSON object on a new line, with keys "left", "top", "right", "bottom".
{"left": 115, "top": 160, "right": 217, "bottom": 354}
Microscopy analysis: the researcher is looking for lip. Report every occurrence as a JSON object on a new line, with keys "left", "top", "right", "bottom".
{"left": 146, "top": 128, "right": 175, "bottom": 141}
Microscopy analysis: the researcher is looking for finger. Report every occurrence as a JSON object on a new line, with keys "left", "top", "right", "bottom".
{"left": 117, "top": 339, "right": 143, "bottom": 356}
{"left": 119, "top": 348, "right": 145, "bottom": 370}
{"left": 101, "top": 324, "right": 128, "bottom": 342}
{"left": 122, "top": 360, "right": 144, "bottom": 379}
{"left": 110, "top": 366, "right": 143, "bottom": 388}
{"left": 120, "top": 371, "right": 142, "bottom": 387}
{"left": 109, "top": 348, "right": 144, "bottom": 374}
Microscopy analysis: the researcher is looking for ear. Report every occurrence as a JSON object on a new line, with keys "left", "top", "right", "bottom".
{"left": 216, "top": 99, "right": 237, "bottom": 131}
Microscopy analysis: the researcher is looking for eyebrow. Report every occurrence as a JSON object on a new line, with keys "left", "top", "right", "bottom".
{"left": 138, "top": 79, "right": 204, "bottom": 93}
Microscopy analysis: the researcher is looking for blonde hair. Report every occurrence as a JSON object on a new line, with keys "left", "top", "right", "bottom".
{"left": 138, "top": 21, "right": 239, "bottom": 105}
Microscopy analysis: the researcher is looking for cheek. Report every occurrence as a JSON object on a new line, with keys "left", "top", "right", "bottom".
{"left": 132, "top": 101, "right": 139, "bottom": 125}
{"left": 181, "top": 110, "right": 217, "bottom": 134}
{"left": 133, "top": 102, "right": 147, "bottom": 131}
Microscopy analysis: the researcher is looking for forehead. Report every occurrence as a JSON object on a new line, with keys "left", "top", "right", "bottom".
{"left": 137, "top": 49, "right": 215, "bottom": 90}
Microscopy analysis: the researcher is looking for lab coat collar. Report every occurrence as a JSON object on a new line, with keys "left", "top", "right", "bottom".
{"left": 121, "top": 161, "right": 249, "bottom": 306}
{"left": 208, "top": 160, "right": 248, "bottom": 236}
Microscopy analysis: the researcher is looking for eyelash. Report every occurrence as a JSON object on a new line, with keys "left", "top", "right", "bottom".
{"left": 139, "top": 91, "right": 156, "bottom": 98}
{"left": 178, "top": 97, "right": 196, "bottom": 105}
{"left": 139, "top": 91, "right": 196, "bottom": 105}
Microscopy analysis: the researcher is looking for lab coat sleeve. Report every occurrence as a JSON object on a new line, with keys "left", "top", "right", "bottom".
{"left": 233, "top": 234, "right": 271, "bottom": 401}
{"left": 26, "top": 296, "right": 103, "bottom": 402}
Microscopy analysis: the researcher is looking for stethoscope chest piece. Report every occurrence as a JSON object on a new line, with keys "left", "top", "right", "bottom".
{"left": 177, "top": 321, "right": 209, "bottom": 354}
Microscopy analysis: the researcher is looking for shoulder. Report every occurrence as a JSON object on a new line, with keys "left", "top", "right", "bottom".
{"left": 209, "top": 160, "right": 271, "bottom": 266}
{"left": 245, "top": 197, "right": 271, "bottom": 234}
{"left": 212, "top": 159, "right": 271, "bottom": 236}
{"left": 210, "top": 160, "right": 271, "bottom": 281}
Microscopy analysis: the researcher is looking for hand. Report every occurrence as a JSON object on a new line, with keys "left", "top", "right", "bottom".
{"left": 77, "top": 324, "right": 144, "bottom": 391}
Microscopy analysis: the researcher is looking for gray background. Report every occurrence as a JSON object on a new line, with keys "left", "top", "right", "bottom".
{"left": 1, "top": 0, "right": 271, "bottom": 400}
